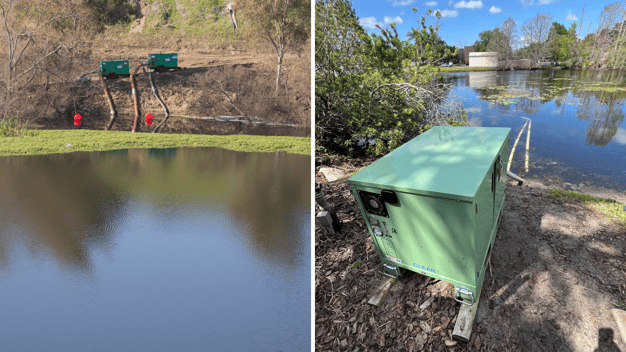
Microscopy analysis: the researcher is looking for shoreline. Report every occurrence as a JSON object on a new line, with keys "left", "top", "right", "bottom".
{"left": 0, "top": 130, "right": 311, "bottom": 157}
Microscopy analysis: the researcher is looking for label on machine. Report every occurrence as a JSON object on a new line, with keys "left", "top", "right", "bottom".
{"left": 382, "top": 238, "right": 398, "bottom": 258}
{"left": 386, "top": 255, "right": 401, "bottom": 263}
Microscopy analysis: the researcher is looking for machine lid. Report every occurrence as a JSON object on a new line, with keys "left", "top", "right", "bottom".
{"left": 347, "top": 126, "right": 511, "bottom": 201}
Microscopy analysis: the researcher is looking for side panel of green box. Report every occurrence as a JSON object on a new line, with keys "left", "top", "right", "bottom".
{"left": 100, "top": 60, "right": 129, "bottom": 75}
{"left": 353, "top": 185, "right": 477, "bottom": 289}
{"left": 494, "top": 133, "right": 509, "bottom": 220}
{"left": 472, "top": 133, "right": 509, "bottom": 297}
{"left": 149, "top": 53, "right": 178, "bottom": 68}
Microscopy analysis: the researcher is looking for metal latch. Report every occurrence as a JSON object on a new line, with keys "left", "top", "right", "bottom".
{"left": 383, "top": 264, "right": 400, "bottom": 279}
{"left": 454, "top": 286, "right": 475, "bottom": 306}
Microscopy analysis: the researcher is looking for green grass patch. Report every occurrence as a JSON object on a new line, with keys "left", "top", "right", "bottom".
{"left": 439, "top": 66, "right": 496, "bottom": 73}
{"left": 0, "top": 116, "right": 35, "bottom": 137}
{"left": 0, "top": 130, "right": 310, "bottom": 157}
{"left": 546, "top": 189, "right": 626, "bottom": 226}
{"left": 351, "top": 259, "right": 362, "bottom": 269}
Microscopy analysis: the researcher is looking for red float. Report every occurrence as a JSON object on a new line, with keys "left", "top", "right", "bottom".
{"left": 145, "top": 113, "right": 153, "bottom": 126}
{"left": 74, "top": 113, "right": 82, "bottom": 126}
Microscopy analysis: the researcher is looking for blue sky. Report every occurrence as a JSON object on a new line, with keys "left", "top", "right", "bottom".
{"left": 351, "top": 0, "right": 621, "bottom": 48}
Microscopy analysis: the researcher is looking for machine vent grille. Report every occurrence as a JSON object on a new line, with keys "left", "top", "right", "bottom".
{"left": 358, "top": 191, "right": 389, "bottom": 217}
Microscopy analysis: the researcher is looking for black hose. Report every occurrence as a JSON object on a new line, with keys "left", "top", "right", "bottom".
{"left": 142, "top": 65, "right": 169, "bottom": 133}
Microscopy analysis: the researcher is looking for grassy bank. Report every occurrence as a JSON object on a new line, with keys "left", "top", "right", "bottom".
{"left": 0, "top": 130, "right": 311, "bottom": 157}
{"left": 547, "top": 188, "right": 626, "bottom": 227}
{"left": 439, "top": 66, "right": 496, "bottom": 72}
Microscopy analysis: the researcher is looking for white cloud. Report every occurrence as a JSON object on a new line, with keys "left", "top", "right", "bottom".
{"left": 360, "top": 17, "right": 381, "bottom": 29}
{"left": 425, "top": 1, "right": 438, "bottom": 5}
{"left": 389, "top": 0, "right": 415, "bottom": 5}
{"left": 436, "top": 9, "right": 459, "bottom": 17}
{"left": 521, "top": 0, "right": 560, "bottom": 6}
{"left": 465, "top": 106, "right": 483, "bottom": 113}
{"left": 566, "top": 11, "right": 578, "bottom": 21}
{"left": 489, "top": 6, "right": 502, "bottom": 14}
{"left": 453, "top": 0, "right": 483, "bottom": 9}
{"left": 384, "top": 16, "right": 404, "bottom": 24}
{"left": 613, "top": 128, "right": 626, "bottom": 145}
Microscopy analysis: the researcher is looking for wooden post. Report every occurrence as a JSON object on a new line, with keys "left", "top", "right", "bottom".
{"left": 612, "top": 309, "right": 626, "bottom": 347}
{"left": 452, "top": 296, "right": 481, "bottom": 342}
{"left": 367, "top": 276, "right": 396, "bottom": 307}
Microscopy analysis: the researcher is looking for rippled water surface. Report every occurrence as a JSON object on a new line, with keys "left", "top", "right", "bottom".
{"left": 0, "top": 147, "right": 310, "bottom": 351}
{"left": 443, "top": 70, "right": 626, "bottom": 190}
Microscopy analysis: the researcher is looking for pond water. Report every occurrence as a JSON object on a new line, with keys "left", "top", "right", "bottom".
{"left": 443, "top": 70, "right": 626, "bottom": 191}
{"left": 0, "top": 147, "right": 310, "bottom": 351}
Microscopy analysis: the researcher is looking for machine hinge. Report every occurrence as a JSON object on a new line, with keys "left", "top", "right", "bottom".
{"left": 383, "top": 264, "right": 400, "bottom": 279}
{"left": 454, "top": 286, "right": 475, "bottom": 306}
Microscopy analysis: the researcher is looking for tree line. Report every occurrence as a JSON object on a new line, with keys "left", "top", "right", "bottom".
{"left": 315, "top": 0, "right": 465, "bottom": 157}
{"left": 470, "top": 2, "right": 626, "bottom": 69}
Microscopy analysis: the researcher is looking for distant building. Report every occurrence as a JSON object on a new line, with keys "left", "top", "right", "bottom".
{"left": 469, "top": 52, "right": 498, "bottom": 67}
{"left": 464, "top": 46, "right": 474, "bottom": 64}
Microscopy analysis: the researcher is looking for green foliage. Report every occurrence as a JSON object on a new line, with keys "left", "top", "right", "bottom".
{"left": 552, "top": 22, "right": 568, "bottom": 36}
{"left": 85, "top": 0, "right": 136, "bottom": 30}
{"left": 473, "top": 30, "right": 492, "bottom": 52}
{"left": 618, "top": 298, "right": 626, "bottom": 311}
{"left": 351, "top": 259, "right": 362, "bottom": 269}
{"left": 316, "top": 0, "right": 464, "bottom": 157}
{"left": 0, "top": 116, "right": 34, "bottom": 137}
{"left": 407, "top": 8, "right": 457, "bottom": 64}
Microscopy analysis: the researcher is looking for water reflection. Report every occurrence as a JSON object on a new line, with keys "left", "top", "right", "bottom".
{"left": 0, "top": 147, "right": 310, "bottom": 351}
{"left": 0, "top": 148, "right": 309, "bottom": 274}
{"left": 443, "top": 69, "right": 626, "bottom": 190}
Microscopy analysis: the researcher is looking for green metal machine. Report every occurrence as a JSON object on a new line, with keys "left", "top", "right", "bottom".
{"left": 148, "top": 53, "right": 179, "bottom": 72}
{"left": 100, "top": 60, "right": 129, "bottom": 79}
{"left": 347, "top": 126, "right": 510, "bottom": 305}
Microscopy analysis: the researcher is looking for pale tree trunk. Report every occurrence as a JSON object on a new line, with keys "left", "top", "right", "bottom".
{"left": 276, "top": 50, "right": 283, "bottom": 92}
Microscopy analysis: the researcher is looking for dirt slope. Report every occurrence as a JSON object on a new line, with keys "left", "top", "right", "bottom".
{"left": 25, "top": 41, "right": 310, "bottom": 137}
{"left": 315, "top": 156, "right": 626, "bottom": 352}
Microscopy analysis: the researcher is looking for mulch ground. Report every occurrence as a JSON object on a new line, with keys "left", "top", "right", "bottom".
{"left": 315, "top": 155, "right": 626, "bottom": 352}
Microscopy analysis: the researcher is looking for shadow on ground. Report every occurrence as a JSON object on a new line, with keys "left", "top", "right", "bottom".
{"left": 315, "top": 157, "right": 626, "bottom": 352}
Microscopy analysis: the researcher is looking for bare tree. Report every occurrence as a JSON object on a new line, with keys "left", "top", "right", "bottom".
{"left": 248, "top": 0, "right": 310, "bottom": 93}
{"left": 521, "top": 13, "right": 552, "bottom": 61}
{"left": 501, "top": 17, "right": 517, "bottom": 59}
{"left": 590, "top": 2, "right": 625, "bottom": 66}
{"left": 0, "top": 0, "right": 87, "bottom": 122}
{"left": 598, "top": 2, "right": 624, "bottom": 31}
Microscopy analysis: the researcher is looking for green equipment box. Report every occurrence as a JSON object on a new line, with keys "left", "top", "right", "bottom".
{"left": 100, "top": 60, "right": 129, "bottom": 78}
{"left": 148, "top": 53, "right": 179, "bottom": 72}
{"left": 347, "top": 126, "right": 510, "bottom": 305}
